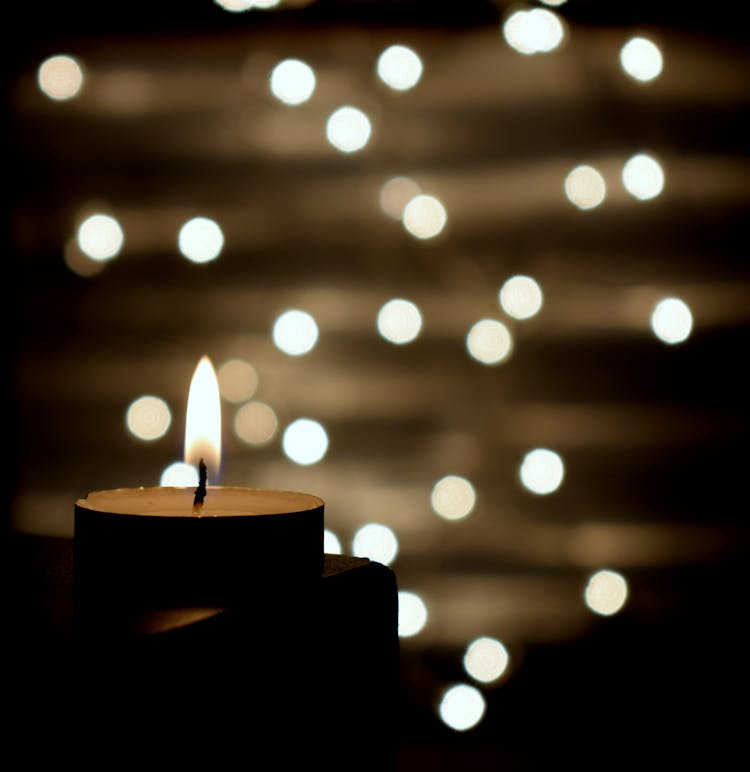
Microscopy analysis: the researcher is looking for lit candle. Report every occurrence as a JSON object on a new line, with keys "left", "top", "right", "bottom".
{"left": 73, "top": 356, "right": 324, "bottom": 621}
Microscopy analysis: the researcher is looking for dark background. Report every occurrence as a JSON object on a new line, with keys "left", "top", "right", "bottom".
{"left": 5, "top": 1, "right": 750, "bottom": 767}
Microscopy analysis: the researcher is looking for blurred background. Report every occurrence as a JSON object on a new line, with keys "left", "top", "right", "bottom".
{"left": 5, "top": 0, "right": 750, "bottom": 767}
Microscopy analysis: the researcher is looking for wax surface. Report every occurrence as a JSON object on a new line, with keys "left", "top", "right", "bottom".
{"left": 77, "top": 486, "right": 324, "bottom": 517}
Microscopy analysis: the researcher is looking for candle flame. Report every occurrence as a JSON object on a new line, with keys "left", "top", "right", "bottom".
{"left": 184, "top": 355, "right": 221, "bottom": 485}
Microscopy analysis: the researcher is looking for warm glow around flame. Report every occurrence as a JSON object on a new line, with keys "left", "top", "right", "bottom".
{"left": 184, "top": 355, "right": 222, "bottom": 484}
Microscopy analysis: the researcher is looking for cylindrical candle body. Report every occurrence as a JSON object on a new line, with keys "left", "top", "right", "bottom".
{"left": 74, "top": 486, "right": 324, "bottom": 622}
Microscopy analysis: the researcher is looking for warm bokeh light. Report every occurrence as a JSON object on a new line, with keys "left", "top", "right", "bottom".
{"left": 269, "top": 59, "right": 316, "bottom": 105}
{"left": 184, "top": 355, "right": 222, "bottom": 483}
{"left": 64, "top": 238, "right": 107, "bottom": 277}
{"left": 584, "top": 569, "right": 629, "bottom": 616}
{"left": 217, "top": 358, "right": 258, "bottom": 403}
{"left": 430, "top": 475, "right": 476, "bottom": 521}
{"left": 438, "top": 684, "right": 486, "bottom": 732}
{"left": 379, "top": 176, "right": 421, "bottom": 220}
{"left": 622, "top": 153, "right": 665, "bottom": 200}
{"left": 125, "top": 395, "right": 172, "bottom": 441}
{"left": 326, "top": 106, "right": 372, "bottom": 153}
{"left": 463, "top": 637, "right": 510, "bottom": 683}
{"left": 620, "top": 37, "right": 664, "bottom": 82}
{"left": 503, "top": 8, "right": 565, "bottom": 55}
{"left": 272, "top": 309, "right": 319, "bottom": 356}
{"left": 282, "top": 418, "right": 328, "bottom": 465}
{"left": 564, "top": 165, "right": 606, "bottom": 210}
{"left": 234, "top": 401, "right": 278, "bottom": 445}
{"left": 178, "top": 217, "right": 224, "bottom": 263}
{"left": 77, "top": 214, "right": 124, "bottom": 261}
{"left": 376, "top": 298, "right": 423, "bottom": 345}
{"left": 499, "top": 275, "right": 543, "bottom": 320}
{"left": 651, "top": 297, "right": 693, "bottom": 344}
{"left": 398, "top": 590, "right": 428, "bottom": 637}
{"left": 376, "top": 44, "right": 423, "bottom": 91}
{"left": 402, "top": 194, "right": 447, "bottom": 239}
{"left": 466, "top": 319, "right": 513, "bottom": 365}
{"left": 324, "top": 529, "right": 342, "bottom": 555}
{"left": 352, "top": 523, "right": 399, "bottom": 565}
{"left": 160, "top": 461, "right": 199, "bottom": 487}
{"left": 37, "top": 54, "right": 84, "bottom": 101}
{"left": 519, "top": 448, "right": 565, "bottom": 495}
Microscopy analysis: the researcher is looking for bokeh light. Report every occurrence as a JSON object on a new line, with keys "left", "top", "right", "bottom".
{"left": 215, "top": 0, "right": 279, "bottom": 11}
{"left": 519, "top": 448, "right": 565, "bottom": 495}
{"left": 463, "top": 637, "right": 510, "bottom": 683}
{"left": 269, "top": 59, "right": 316, "bottom": 105}
{"left": 377, "top": 298, "right": 423, "bottom": 345}
{"left": 503, "top": 8, "right": 565, "bottom": 55}
{"left": 622, "top": 153, "right": 665, "bottom": 200}
{"left": 376, "top": 44, "right": 423, "bottom": 91}
{"left": 564, "top": 165, "right": 606, "bottom": 210}
{"left": 379, "top": 176, "right": 421, "bottom": 220}
{"left": 272, "top": 309, "right": 319, "bottom": 356}
{"left": 160, "top": 461, "right": 199, "bottom": 487}
{"left": 584, "top": 569, "right": 629, "bottom": 616}
{"left": 499, "top": 275, "right": 543, "bottom": 320}
{"left": 234, "top": 401, "right": 278, "bottom": 445}
{"left": 178, "top": 217, "right": 224, "bottom": 263}
{"left": 217, "top": 358, "right": 258, "bottom": 403}
{"left": 402, "top": 194, "right": 447, "bottom": 239}
{"left": 282, "top": 418, "right": 328, "bottom": 465}
{"left": 37, "top": 54, "right": 84, "bottom": 101}
{"left": 650, "top": 297, "right": 693, "bottom": 344}
{"left": 64, "top": 238, "right": 107, "bottom": 277}
{"left": 438, "top": 684, "right": 486, "bottom": 732}
{"left": 126, "top": 395, "right": 172, "bottom": 441}
{"left": 324, "top": 529, "right": 342, "bottom": 555}
{"left": 77, "top": 214, "right": 124, "bottom": 261}
{"left": 398, "top": 590, "right": 428, "bottom": 637}
{"left": 326, "top": 106, "right": 372, "bottom": 153}
{"left": 430, "top": 475, "right": 476, "bottom": 521}
{"left": 620, "top": 37, "right": 664, "bottom": 82}
{"left": 466, "top": 319, "right": 513, "bottom": 365}
{"left": 352, "top": 522, "right": 399, "bottom": 565}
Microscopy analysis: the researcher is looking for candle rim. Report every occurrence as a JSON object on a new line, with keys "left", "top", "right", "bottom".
{"left": 76, "top": 486, "right": 325, "bottom": 517}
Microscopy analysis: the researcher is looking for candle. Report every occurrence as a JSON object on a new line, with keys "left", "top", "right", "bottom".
{"left": 73, "top": 356, "right": 324, "bottom": 621}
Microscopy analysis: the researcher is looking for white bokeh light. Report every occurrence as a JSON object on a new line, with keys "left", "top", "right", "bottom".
{"left": 438, "top": 684, "right": 486, "bottom": 732}
{"left": 584, "top": 569, "right": 629, "bottom": 616}
{"left": 126, "top": 395, "right": 172, "bottom": 441}
{"left": 326, "top": 106, "right": 372, "bottom": 153}
{"left": 77, "top": 214, "right": 124, "bottom": 261}
{"left": 499, "top": 275, "right": 543, "bottom": 320}
{"left": 620, "top": 37, "right": 663, "bottom": 82}
{"left": 564, "top": 165, "right": 606, "bottom": 210}
{"left": 352, "top": 523, "right": 399, "bottom": 566}
{"left": 463, "top": 637, "right": 510, "bottom": 684}
{"left": 503, "top": 8, "right": 565, "bottom": 55}
{"left": 622, "top": 154, "right": 665, "bottom": 200}
{"left": 466, "top": 319, "right": 513, "bottom": 365}
{"left": 398, "top": 590, "right": 428, "bottom": 637}
{"left": 282, "top": 418, "right": 328, "bottom": 465}
{"left": 37, "top": 54, "right": 84, "bottom": 101}
{"left": 650, "top": 297, "right": 693, "bottom": 344}
{"left": 519, "top": 448, "right": 565, "bottom": 495}
{"left": 430, "top": 475, "right": 476, "bottom": 521}
{"left": 324, "top": 529, "right": 343, "bottom": 555}
{"left": 377, "top": 298, "right": 423, "bottom": 345}
{"left": 272, "top": 309, "right": 319, "bottom": 356}
{"left": 160, "top": 461, "right": 199, "bottom": 487}
{"left": 269, "top": 59, "right": 316, "bottom": 105}
{"left": 402, "top": 194, "right": 447, "bottom": 239}
{"left": 376, "top": 44, "right": 423, "bottom": 91}
{"left": 178, "top": 217, "right": 224, "bottom": 263}
{"left": 217, "top": 358, "right": 258, "bottom": 403}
